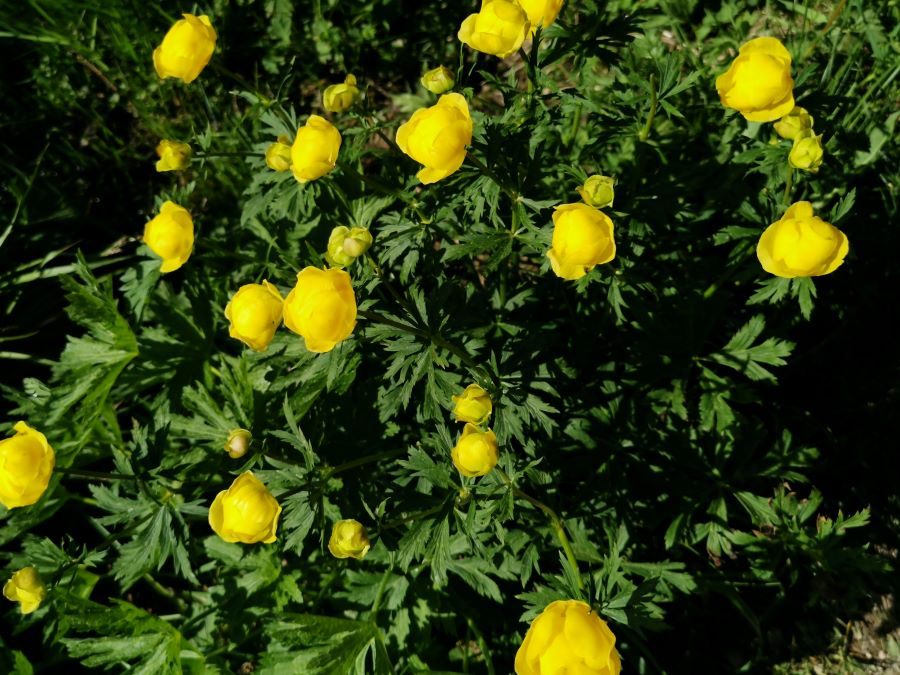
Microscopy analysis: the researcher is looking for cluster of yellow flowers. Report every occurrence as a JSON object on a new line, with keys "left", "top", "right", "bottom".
{"left": 450, "top": 384, "right": 498, "bottom": 477}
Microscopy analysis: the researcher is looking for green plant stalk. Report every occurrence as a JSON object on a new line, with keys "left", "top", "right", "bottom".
{"left": 783, "top": 165, "right": 794, "bottom": 205}
{"left": 56, "top": 467, "right": 140, "bottom": 481}
{"left": 327, "top": 449, "right": 406, "bottom": 477}
{"left": 638, "top": 74, "right": 658, "bottom": 142}
{"left": 465, "top": 153, "right": 518, "bottom": 199}
{"left": 466, "top": 616, "right": 497, "bottom": 675}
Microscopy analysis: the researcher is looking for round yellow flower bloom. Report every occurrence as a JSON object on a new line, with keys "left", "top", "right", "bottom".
{"left": 517, "top": 0, "right": 565, "bottom": 32}
{"left": 224, "top": 429, "right": 252, "bottom": 459}
{"left": 290, "top": 115, "right": 342, "bottom": 184}
{"left": 757, "top": 201, "right": 849, "bottom": 278}
{"left": 788, "top": 131, "right": 824, "bottom": 173}
{"left": 153, "top": 14, "right": 217, "bottom": 84}
{"left": 451, "top": 423, "right": 499, "bottom": 477}
{"left": 0, "top": 421, "right": 55, "bottom": 510}
{"left": 577, "top": 175, "right": 615, "bottom": 209}
{"left": 224, "top": 281, "right": 284, "bottom": 352}
{"left": 155, "top": 140, "right": 191, "bottom": 172}
{"left": 325, "top": 226, "right": 373, "bottom": 268}
{"left": 547, "top": 203, "right": 616, "bottom": 280}
{"left": 323, "top": 74, "right": 359, "bottom": 113}
{"left": 715, "top": 37, "right": 794, "bottom": 122}
{"left": 458, "top": 0, "right": 530, "bottom": 59}
{"left": 328, "top": 519, "right": 371, "bottom": 560}
{"left": 421, "top": 66, "right": 455, "bottom": 95}
{"left": 396, "top": 93, "right": 472, "bottom": 184}
{"left": 208, "top": 472, "right": 281, "bottom": 544}
{"left": 515, "top": 600, "right": 621, "bottom": 675}
{"left": 143, "top": 201, "right": 194, "bottom": 273}
{"left": 283, "top": 267, "right": 357, "bottom": 353}
{"left": 3, "top": 567, "right": 46, "bottom": 615}
{"left": 452, "top": 384, "right": 492, "bottom": 426}
{"left": 774, "top": 106, "right": 814, "bottom": 141}
{"left": 265, "top": 136, "right": 292, "bottom": 172}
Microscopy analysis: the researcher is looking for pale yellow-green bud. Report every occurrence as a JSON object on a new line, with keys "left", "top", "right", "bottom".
{"left": 420, "top": 66, "right": 455, "bottom": 94}
{"left": 224, "top": 428, "right": 252, "bottom": 459}
{"left": 774, "top": 106, "right": 814, "bottom": 141}
{"left": 325, "top": 226, "right": 374, "bottom": 268}
{"left": 577, "top": 175, "right": 615, "bottom": 209}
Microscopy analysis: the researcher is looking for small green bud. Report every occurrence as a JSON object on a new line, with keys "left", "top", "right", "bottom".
{"left": 225, "top": 428, "right": 252, "bottom": 459}
{"left": 325, "top": 226, "right": 374, "bottom": 268}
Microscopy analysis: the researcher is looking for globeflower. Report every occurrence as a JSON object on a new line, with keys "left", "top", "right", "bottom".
{"left": 291, "top": 115, "right": 342, "bottom": 183}
{"left": 756, "top": 201, "right": 849, "bottom": 278}
{"left": 143, "top": 201, "right": 194, "bottom": 273}
{"left": 451, "top": 424, "right": 499, "bottom": 477}
{"left": 283, "top": 267, "right": 357, "bottom": 353}
{"left": 328, "top": 519, "right": 371, "bottom": 560}
{"left": 517, "top": 0, "right": 565, "bottom": 32}
{"left": 208, "top": 472, "right": 281, "bottom": 544}
{"left": 547, "top": 203, "right": 616, "bottom": 280}
{"left": 458, "top": 0, "right": 530, "bottom": 59}
{"left": 774, "top": 106, "right": 813, "bottom": 141}
{"left": 323, "top": 74, "right": 359, "bottom": 113}
{"left": 788, "top": 130, "right": 824, "bottom": 173}
{"left": 265, "top": 136, "right": 292, "bottom": 172}
{"left": 396, "top": 93, "right": 472, "bottom": 184}
{"left": 0, "top": 422, "right": 55, "bottom": 509}
{"left": 224, "top": 429, "right": 252, "bottom": 459}
{"left": 155, "top": 140, "right": 191, "bottom": 172}
{"left": 153, "top": 14, "right": 216, "bottom": 84}
{"left": 421, "top": 66, "right": 455, "bottom": 95}
{"left": 452, "top": 384, "right": 492, "bottom": 426}
{"left": 716, "top": 37, "right": 794, "bottom": 122}
{"left": 3, "top": 567, "right": 46, "bottom": 615}
{"left": 577, "top": 175, "right": 615, "bottom": 209}
{"left": 224, "top": 281, "right": 284, "bottom": 352}
{"left": 325, "top": 226, "right": 373, "bottom": 268}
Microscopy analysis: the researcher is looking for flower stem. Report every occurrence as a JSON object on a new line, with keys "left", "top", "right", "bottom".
{"left": 638, "top": 73, "right": 658, "bottom": 142}
{"left": 328, "top": 449, "right": 405, "bottom": 476}
{"left": 783, "top": 165, "right": 794, "bottom": 205}
{"left": 57, "top": 467, "right": 139, "bottom": 481}
{"left": 465, "top": 153, "right": 518, "bottom": 199}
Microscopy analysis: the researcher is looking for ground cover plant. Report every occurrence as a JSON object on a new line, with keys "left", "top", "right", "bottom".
{"left": 1, "top": 0, "right": 899, "bottom": 672}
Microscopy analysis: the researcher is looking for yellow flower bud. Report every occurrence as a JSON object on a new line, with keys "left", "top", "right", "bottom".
{"left": 153, "top": 14, "right": 217, "bottom": 84}
{"left": 155, "top": 140, "right": 191, "bottom": 172}
{"left": 515, "top": 600, "right": 621, "bottom": 675}
{"left": 420, "top": 66, "right": 455, "bottom": 95}
{"left": 458, "top": 0, "right": 530, "bottom": 59}
{"left": 224, "top": 281, "right": 284, "bottom": 352}
{"left": 290, "top": 115, "right": 342, "bottom": 184}
{"left": 451, "top": 384, "right": 492, "bottom": 425}
{"left": 773, "top": 106, "right": 814, "bottom": 141}
{"left": 208, "top": 472, "right": 281, "bottom": 544}
{"left": 788, "top": 130, "right": 824, "bottom": 173}
{"left": 323, "top": 74, "right": 359, "bottom": 113}
{"left": 396, "top": 93, "right": 472, "bottom": 184}
{"left": 547, "top": 203, "right": 616, "bottom": 280}
{"left": 715, "top": 37, "right": 794, "bottom": 122}
{"left": 143, "top": 201, "right": 194, "bottom": 273}
{"left": 327, "top": 519, "right": 371, "bottom": 560}
{"left": 265, "top": 136, "right": 292, "bottom": 172}
{"left": 3, "top": 567, "right": 46, "bottom": 615}
{"left": 756, "top": 201, "right": 849, "bottom": 279}
{"left": 577, "top": 175, "right": 615, "bottom": 209}
{"left": 517, "top": 0, "right": 565, "bottom": 33}
{"left": 451, "top": 423, "right": 499, "bottom": 477}
{"left": 0, "top": 422, "right": 54, "bottom": 510}
{"left": 224, "top": 429, "right": 252, "bottom": 459}
{"left": 283, "top": 267, "right": 357, "bottom": 353}
{"left": 325, "top": 226, "right": 374, "bottom": 268}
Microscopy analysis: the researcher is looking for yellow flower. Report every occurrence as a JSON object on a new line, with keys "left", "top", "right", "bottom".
{"left": 3, "top": 567, "right": 46, "bottom": 615}
{"left": 224, "top": 429, "right": 252, "bottom": 459}
{"left": 788, "top": 130, "right": 824, "bottom": 173}
{"left": 143, "top": 201, "right": 194, "bottom": 273}
{"left": 327, "top": 519, "right": 371, "bottom": 560}
{"left": 451, "top": 384, "right": 493, "bottom": 425}
{"left": 515, "top": 600, "right": 621, "bottom": 675}
{"left": 0, "top": 421, "right": 55, "bottom": 510}
{"left": 265, "top": 136, "right": 292, "bottom": 172}
{"left": 451, "top": 423, "right": 499, "bottom": 477}
{"left": 421, "top": 66, "right": 455, "bottom": 95}
{"left": 153, "top": 14, "right": 217, "bottom": 84}
{"left": 773, "top": 106, "right": 814, "bottom": 141}
{"left": 458, "top": 0, "right": 530, "bottom": 59}
{"left": 577, "top": 175, "right": 615, "bottom": 209}
{"left": 283, "top": 267, "right": 357, "bottom": 353}
{"left": 325, "top": 226, "right": 374, "bottom": 268}
{"left": 757, "top": 201, "right": 848, "bottom": 278}
{"left": 396, "top": 93, "right": 472, "bottom": 184}
{"left": 290, "top": 115, "right": 342, "bottom": 183}
{"left": 547, "top": 203, "right": 616, "bottom": 280}
{"left": 323, "top": 74, "right": 359, "bottom": 113}
{"left": 155, "top": 140, "right": 191, "bottom": 172}
{"left": 208, "top": 472, "right": 281, "bottom": 544}
{"left": 715, "top": 37, "right": 794, "bottom": 122}
{"left": 224, "top": 281, "right": 284, "bottom": 352}
{"left": 517, "top": 0, "right": 565, "bottom": 32}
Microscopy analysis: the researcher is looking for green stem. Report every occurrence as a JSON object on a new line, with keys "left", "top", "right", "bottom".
{"left": 783, "top": 165, "right": 794, "bottom": 205}
{"left": 327, "top": 449, "right": 405, "bottom": 476}
{"left": 57, "top": 467, "right": 139, "bottom": 482}
{"left": 368, "top": 564, "right": 394, "bottom": 617}
{"left": 465, "top": 153, "right": 517, "bottom": 199}
{"left": 466, "top": 617, "right": 496, "bottom": 675}
{"left": 366, "top": 254, "right": 422, "bottom": 326}
{"left": 195, "top": 151, "right": 263, "bottom": 159}
{"left": 638, "top": 73, "right": 658, "bottom": 142}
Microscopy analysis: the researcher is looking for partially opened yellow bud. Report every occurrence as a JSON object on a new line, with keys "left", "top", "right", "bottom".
{"left": 547, "top": 203, "right": 616, "bottom": 280}
{"left": 0, "top": 422, "right": 55, "bottom": 510}
{"left": 155, "top": 140, "right": 191, "bottom": 172}
{"left": 283, "top": 267, "right": 357, "bottom": 353}
{"left": 451, "top": 424, "right": 499, "bottom": 477}
{"left": 396, "top": 93, "right": 472, "bottom": 184}
{"left": 451, "top": 384, "right": 492, "bottom": 425}
{"left": 773, "top": 106, "right": 814, "bottom": 140}
{"left": 323, "top": 74, "right": 359, "bottom": 113}
{"left": 328, "top": 519, "right": 371, "bottom": 560}
{"left": 756, "top": 201, "right": 848, "bottom": 278}
{"left": 325, "top": 226, "right": 373, "bottom": 268}
{"left": 515, "top": 600, "right": 621, "bottom": 675}
{"left": 224, "top": 281, "right": 284, "bottom": 351}
{"left": 577, "top": 175, "right": 615, "bottom": 209}
{"left": 715, "top": 37, "right": 794, "bottom": 122}
{"left": 421, "top": 66, "right": 455, "bottom": 94}
{"left": 517, "top": 0, "right": 565, "bottom": 33}
{"left": 458, "top": 0, "right": 530, "bottom": 58}
{"left": 143, "top": 201, "right": 194, "bottom": 273}
{"left": 224, "top": 429, "right": 252, "bottom": 459}
{"left": 208, "top": 472, "right": 281, "bottom": 544}
{"left": 3, "top": 567, "right": 45, "bottom": 615}
{"left": 153, "top": 14, "right": 216, "bottom": 84}
{"left": 788, "top": 131, "right": 824, "bottom": 173}
{"left": 290, "top": 115, "right": 342, "bottom": 183}
{"left": 265, "top": 136, "right": 292, "bottom": 172}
